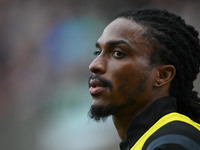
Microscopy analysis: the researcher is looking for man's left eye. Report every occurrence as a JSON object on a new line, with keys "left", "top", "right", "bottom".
{"left": 113, "top": 51, "right": 125, "bottom": 58}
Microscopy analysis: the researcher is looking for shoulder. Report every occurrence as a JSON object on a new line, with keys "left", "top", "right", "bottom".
{"left": 143, "top": 121, "right": 200, "bottom": 150}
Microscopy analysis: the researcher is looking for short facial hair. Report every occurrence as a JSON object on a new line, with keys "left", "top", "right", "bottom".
{"left": 88, "top": 70, "right": 149, "bottom": 122}
{"left": 88, "top": 103, "right": 121, "bottom": 122}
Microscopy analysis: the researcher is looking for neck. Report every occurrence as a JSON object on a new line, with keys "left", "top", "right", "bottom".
{"left": 112, "top": 114, "right": 134, "bottom": 140}
{"left": 112, "top": 92, "right": 170, "bottom": 140}
{"left": 112, "top": 105, "right": 148, "bottom": 140}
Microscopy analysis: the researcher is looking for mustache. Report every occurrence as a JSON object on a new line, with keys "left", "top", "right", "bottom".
{"left": 88, "top": 74, "right": 112, "bottom": 89}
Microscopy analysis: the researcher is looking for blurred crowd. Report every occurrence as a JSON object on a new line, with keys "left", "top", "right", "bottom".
{"left": 0, "top": 0, "right": 199, "bottom": 150}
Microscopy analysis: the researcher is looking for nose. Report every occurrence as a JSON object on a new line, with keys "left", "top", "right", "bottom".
{"left": 89, "top": 56, "right": 106, "bottom": 74}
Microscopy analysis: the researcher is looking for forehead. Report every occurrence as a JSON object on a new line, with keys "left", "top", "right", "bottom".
{"left": 98, "top": 18, "right": 153, "bottom": 53}
{"left": 99, "top": 18, "right": 145, "bottom": 44}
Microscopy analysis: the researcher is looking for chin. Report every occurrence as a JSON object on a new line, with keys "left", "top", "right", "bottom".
{"left": 91, "top": 96, "right": 110, "bottom": 107}
{"left": 89, "top": 101, "right": 121, "bottom": 122}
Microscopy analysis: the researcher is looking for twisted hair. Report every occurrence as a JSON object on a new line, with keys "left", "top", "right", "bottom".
{"left": 117, "top": 8, "right": 200, "bottom": 122}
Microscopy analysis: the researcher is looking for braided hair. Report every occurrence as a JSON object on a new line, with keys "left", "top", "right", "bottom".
{"left": 117, "top": 8, "right": 200, "bottom": 122}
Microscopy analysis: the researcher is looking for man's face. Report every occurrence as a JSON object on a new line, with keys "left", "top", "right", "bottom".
{"left": 88, "top": 18, "right": 157, "bottom": 121}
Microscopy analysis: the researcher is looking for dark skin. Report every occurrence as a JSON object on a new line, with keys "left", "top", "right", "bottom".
{"left": 89, "top": 18, "right": 176, "bottom": 140}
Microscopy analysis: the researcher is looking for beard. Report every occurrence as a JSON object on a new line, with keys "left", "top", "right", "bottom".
{"left": 88, "top": 97, "right": 138, "bottom": 122}
{"left": 88, "top": 103, "right": 121, "bottom": 122}
{"left": 88, "top": 74, "right": 149, "bottom": 122}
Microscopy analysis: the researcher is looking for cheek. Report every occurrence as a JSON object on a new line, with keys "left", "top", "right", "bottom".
{"left": 111, "top": 63, "right": 143, "bottom": 87}
{"left": 110, "top": 62, "right": 149, "bottom": 99}
{"left": 110, "top": 64, "right": 140, "bottom": 94}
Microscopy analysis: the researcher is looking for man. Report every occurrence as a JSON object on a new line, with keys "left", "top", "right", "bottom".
{"left": 88, "top": 8, "right": 200, "bottom": 150}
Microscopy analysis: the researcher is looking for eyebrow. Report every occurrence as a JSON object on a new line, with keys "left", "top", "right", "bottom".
{"left": 95, "top": 40, "right": 132, "bottom": 48}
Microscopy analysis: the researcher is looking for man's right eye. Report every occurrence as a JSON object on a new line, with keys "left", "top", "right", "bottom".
{"left": 93, "top": 51, "right": 101, "bottom": 56}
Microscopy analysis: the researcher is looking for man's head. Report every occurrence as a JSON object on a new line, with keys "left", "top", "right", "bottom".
{"left": 88, "top": 8, "right": 200, "bottom": 122}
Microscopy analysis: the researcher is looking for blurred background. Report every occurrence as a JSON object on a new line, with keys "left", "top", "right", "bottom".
{"left": 0, "top": 0, "right": 199, "bottom": 150}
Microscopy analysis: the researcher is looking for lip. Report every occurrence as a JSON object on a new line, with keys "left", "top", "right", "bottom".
{"left": 89, "top": 79, "right": 107, "bottom": 95}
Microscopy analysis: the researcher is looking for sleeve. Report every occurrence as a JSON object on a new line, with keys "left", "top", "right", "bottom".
{"left": 145, "top": 134, "right": 200, "bottom": 150}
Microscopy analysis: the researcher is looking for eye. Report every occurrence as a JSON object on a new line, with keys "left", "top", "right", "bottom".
{"left": 113, "top": 50, "right": 125, "bottom": 58}
{"left": 93, "top": 51, "right": 101, "bottom": 56}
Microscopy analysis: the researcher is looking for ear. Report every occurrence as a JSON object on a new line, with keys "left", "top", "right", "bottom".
{"left": 154, "top": 65, "right": 176, "bottom": 87}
